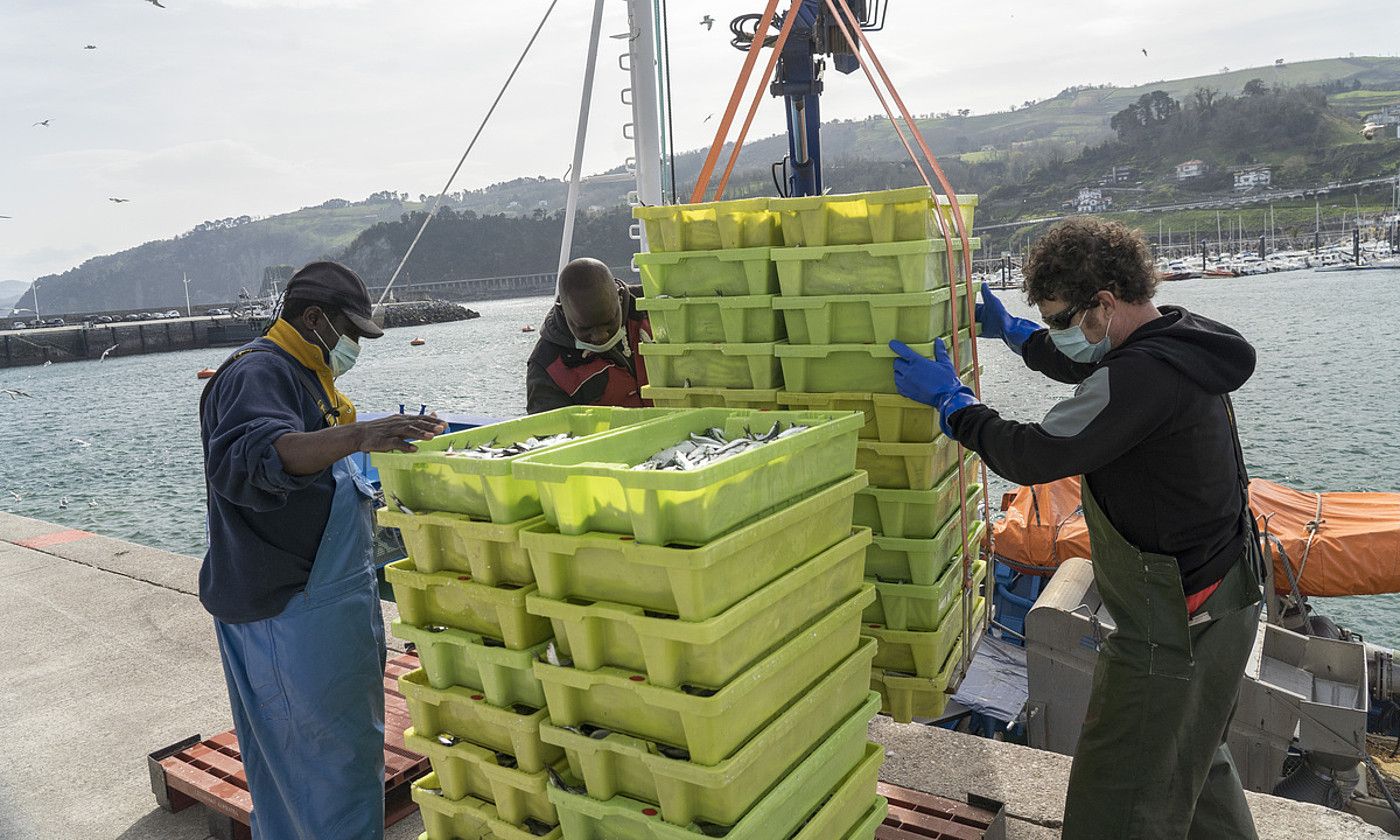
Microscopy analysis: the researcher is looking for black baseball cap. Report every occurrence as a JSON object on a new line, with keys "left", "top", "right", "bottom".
{"left": 283, "top": 261, "right": 385, "bottom": 339}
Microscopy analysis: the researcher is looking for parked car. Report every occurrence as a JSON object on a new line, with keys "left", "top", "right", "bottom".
{"left": 123, "top": 313, "right": 141, "bottom": 322}
{"left": 44, "top": 318, "right": 66, "bottom": 327}
{"left": 95, "top": 315, "right": 114, "bottom": 324}
{"left": 206, "top": 308, "right": 229, "bottom": 316}
{"left": 10, "top": 321, "right": 27, "bottom": 330}
{"left": 166, "top": 310, "right": 182, "bottom": 318}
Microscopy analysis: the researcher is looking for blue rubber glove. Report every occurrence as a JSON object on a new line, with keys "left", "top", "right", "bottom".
{"left": 890, "top": 338, "right": 981, "bottom": 437}
{"left": 976, "top": 282, "right": 1039, "bottom": 356}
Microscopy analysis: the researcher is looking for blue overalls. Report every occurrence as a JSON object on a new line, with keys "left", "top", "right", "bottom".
{"left": 213, "top": 457, "right": 387, "bottom": 840}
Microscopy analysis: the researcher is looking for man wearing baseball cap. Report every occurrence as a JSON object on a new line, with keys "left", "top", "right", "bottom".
{"left": 199, "top": 260, "right": 445, "bottom": 839}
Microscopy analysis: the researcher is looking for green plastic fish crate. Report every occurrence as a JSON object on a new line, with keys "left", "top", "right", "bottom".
{"left": 539, "top": 673, "right": 880, "bottom": 829}
{"left": 636, "top": 247, "right": 779, "bottom": 298}
{"left": 511, "top": 408, "right": 863, "bottom": 546}
{"left": 386, "top": 559, "right": 552, "bottom": 650}
{"left": 864, "top": 558, "right": 987, "bottom": 632}
{"left": 634, "top": 199, "right": 781, "bottom": 253}
{"left": 525, "top": 530, "right": 870, "bottom": 688}
{"left": 775, "top": 329, "right": 974, "bottom": 395}
{"left": 771, "top": 187, "right": 978, "bottom": 248}
{"left": 400, "top": 668, "right": 563, "bottom": 774}
{"left": 405, "top": 727, "right": 563, "bottom": 828}
{"left": 778, "top": 391, "right": 933, "bottom": 443}
{"left": 770, "top": 238, "right": 980, "bottom": 297}
{"left": 774, "top": 289, "right": 951, "bottom": 345}
{"left": 638, "top": 341, "right": 781, "bottom": 390}
{"left": 857, "top": 441, "right": 979, "bottom": 492}
{"left": 376, "top": 510, "right": 540, "bottom": 585}
{"left": 866, "top": 520, "right": 987, "bottom": 586}
{"left": 788, "top": 743, "right": 884, "bottom": 840}
{"left": 871, "top": 637, "right": 966, "bottom": 724}
{"left": 840, "top": 798, "right": 889, "bottom": 840}
{"left": 392, "top": 620, "right": 547, "bottom": 705}
{"left": 639, "top": 385, "right": 781, "bottom": 411}
{"left": 867, "top": 597, "right": 984, "bottom": 679}
{"left": 854, "top": 476, "right": 982, "bottom": 539}
{"left": 373, "top": 406, "right": 676, "bottom": 522}
{"left": 532, "top": 593, "right": 874, "bottom": 765}
{"left": 413, "top": 773, "right": 562, "bottom": 840}
{"left": 519, "top": 472, "right": 866, "bottom": 621}
{"left": 547, "top": 732, "right": 880, "bottom": 840}
{"left": 637, "top": 295, "right": 785, "bottom": 344}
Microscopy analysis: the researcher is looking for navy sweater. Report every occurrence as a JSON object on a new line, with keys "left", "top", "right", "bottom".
{"left": 199, "top": 339, "right": 336, "bottom": 623}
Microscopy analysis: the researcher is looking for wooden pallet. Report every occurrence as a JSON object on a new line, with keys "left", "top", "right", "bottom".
{"left": 876, "top": 782, "right": 1007, "bottom": 840}
{"left": 148, "top": 651, "right": 427, "bottom": 840}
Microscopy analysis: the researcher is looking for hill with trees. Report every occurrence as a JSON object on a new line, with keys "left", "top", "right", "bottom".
{"left": 16, "top": 56, "right": 1400, "bottom": 313}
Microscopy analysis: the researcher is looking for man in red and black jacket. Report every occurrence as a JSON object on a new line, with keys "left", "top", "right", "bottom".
{"left": 526, "top": 257, "right": 652, "bottom": 413}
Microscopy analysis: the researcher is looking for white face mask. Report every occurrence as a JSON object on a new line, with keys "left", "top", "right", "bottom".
{"left": 575, "top": 325, "right": 624, "bottom": 355}
{"left": 314, "top": 319, "right": 360, "bottom": 378}
{"left": 1050, "top": 313, "right": 1113, "bottom": 364}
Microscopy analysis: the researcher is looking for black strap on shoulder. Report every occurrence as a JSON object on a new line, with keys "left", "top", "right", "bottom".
{"left": 198, "top": 347, "right": 342, "bottom": 430}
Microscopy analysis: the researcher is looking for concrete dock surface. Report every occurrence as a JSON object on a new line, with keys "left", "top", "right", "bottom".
{"left": 1, "top": 511, "right": 1392, "bottom": 840}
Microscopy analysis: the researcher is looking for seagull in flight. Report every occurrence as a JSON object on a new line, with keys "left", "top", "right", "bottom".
{"left": 0, "top": 215, "right": 11, "bottom": 220}
{"left": 146, "top": 0, "right": 166, "bottom": 7}
{"left": 701, "top": 15, "right": 714, "bottom": 30}
{"left": 33, "top": 119, "right": 51, "bottom": 127}
{"left": 704, "top": 114, "right": 714, "bottom": 123}
{"left": 6, "top": 490, "right": 20, "bottom": 501}
{"left": 84, "top": 45, "right": 97, "bottom": 50}
{"left": 1141, "top": 48, "right": 1148, "bottom": 57}
{"left": 2, "top": 388, "right": 32, "bottom": 399}
{"left": 100, "top": 344, "right": 119, "bottom": 361}
{"left": 71, "top": 437, "right": 92, "bottom": 448}
{"left": 109, "top": 197, "right": 130, "bottom": 203}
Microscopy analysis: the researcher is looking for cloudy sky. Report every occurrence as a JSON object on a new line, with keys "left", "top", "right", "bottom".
{"left": 1, "top": 0, "right": 1394, "bottom": 284}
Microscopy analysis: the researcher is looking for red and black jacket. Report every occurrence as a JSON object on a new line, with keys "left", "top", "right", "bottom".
{"left": 526, "top": 283, "right": 652, "bottom": 413}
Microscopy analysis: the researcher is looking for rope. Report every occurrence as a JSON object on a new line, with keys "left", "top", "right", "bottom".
{"left": 659, "top": 0, "right": 679, "bottom": 203}
{"left": 690, "top": 0, "right": 783, "bottom": 203}
{"left": 376, "top": 0, "right": 560, "bottom": 306}
{"left": 826, "top": 0, "right": 993, "bottom": 671}
{"left": 715, "top": 4, "right": 801, "bottom": 199}
{"left": 1294, "top": 492, "right": 1326, "bottom": 582}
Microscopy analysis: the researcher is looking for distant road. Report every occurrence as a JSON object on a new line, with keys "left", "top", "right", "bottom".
{"left": 973, "top": 174, "right": 1400, "bottom": 232}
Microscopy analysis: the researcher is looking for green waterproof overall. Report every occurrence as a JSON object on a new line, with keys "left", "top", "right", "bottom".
{"left": 1061, "top": 483, "right": 1263, "bottom": 840}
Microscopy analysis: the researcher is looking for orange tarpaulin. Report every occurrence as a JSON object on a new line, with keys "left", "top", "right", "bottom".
{"left": 991, "top": 477, "right": 1400, "bottom": 597}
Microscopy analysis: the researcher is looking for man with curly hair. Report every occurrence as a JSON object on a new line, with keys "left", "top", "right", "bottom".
{"left": 891, "top": 217, "right": 1262, "bottom": 839}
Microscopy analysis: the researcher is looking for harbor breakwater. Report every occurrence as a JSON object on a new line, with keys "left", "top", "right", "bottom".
{"left": 0, "top": 300, "right": 478, "bottom": 369}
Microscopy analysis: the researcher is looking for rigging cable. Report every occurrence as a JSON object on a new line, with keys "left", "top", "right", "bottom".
{"left": 376, "top": 0, "right": 561, "bottom": 307}
{"left": 659, "top": 0, "right": 679, "bottom": 203}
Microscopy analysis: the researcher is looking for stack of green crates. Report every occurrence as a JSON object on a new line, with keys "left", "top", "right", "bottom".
{"left": 634, "top": 198, "right": 786, "bottom": 407}
{"left": 504, "top": 407, "right": 885, "bottom": 839}
{"left": 373, "top": 406, "right": 679, "bottom": 840}
{"left": 764, "top": 186, "right": 988, "bottom": 725}
{"left": 632, "top": 189, "right": 988, "bottom": 724}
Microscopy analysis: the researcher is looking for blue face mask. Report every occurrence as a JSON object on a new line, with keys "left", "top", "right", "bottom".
{"left": 1049, "top": 314, "right": 1113, "bottom": 364}
{"left": 315, "top": 320, "right": 360, "bottom": 378}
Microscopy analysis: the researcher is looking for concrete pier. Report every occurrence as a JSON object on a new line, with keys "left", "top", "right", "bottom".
{"left": 0, "top": 512, "right": 1391, "bottom": 840}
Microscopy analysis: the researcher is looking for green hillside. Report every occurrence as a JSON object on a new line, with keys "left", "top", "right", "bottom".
{"left": 20, "top": 56, "right": 1400, "bottom": 313}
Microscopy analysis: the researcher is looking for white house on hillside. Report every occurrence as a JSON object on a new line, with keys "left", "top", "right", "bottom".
{"left": 1175, "top": 160, "right": 1204, "bottom": 180}
{"left": 1076, "top": 188, "right": 1112, "bottom": 213}
{"left": 1233, "top": 166, "right": 1272, "bottom": 192}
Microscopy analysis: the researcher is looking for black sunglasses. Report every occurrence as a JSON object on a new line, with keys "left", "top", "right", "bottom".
{"left": 1044, "top": 295, "right": 1103, "bottom": 330}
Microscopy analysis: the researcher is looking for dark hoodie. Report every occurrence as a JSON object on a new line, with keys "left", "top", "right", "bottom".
{"left": 948, "top": 305, "right": 1256, "bottom": 594}
{"left": 526, "top": 283, "right": 651, "bottom": 414}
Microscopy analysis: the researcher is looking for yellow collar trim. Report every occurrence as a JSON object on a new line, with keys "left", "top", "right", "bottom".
{"left": 265, "top": 319, "right": 357, "bottom": 425}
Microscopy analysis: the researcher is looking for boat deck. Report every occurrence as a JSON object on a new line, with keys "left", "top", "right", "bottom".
{"left": 0, "top": 511, "right": 1390, "bottom": 840}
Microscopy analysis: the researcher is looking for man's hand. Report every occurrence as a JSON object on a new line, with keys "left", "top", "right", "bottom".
{"left": 354, "top": 414, "right": 447, "bottom": 454}
{"left": 890, "top": 339, "right": 981, "bottom": 437}
{"left": 977, "top": 282, "right": 1040, "bottom": 356}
